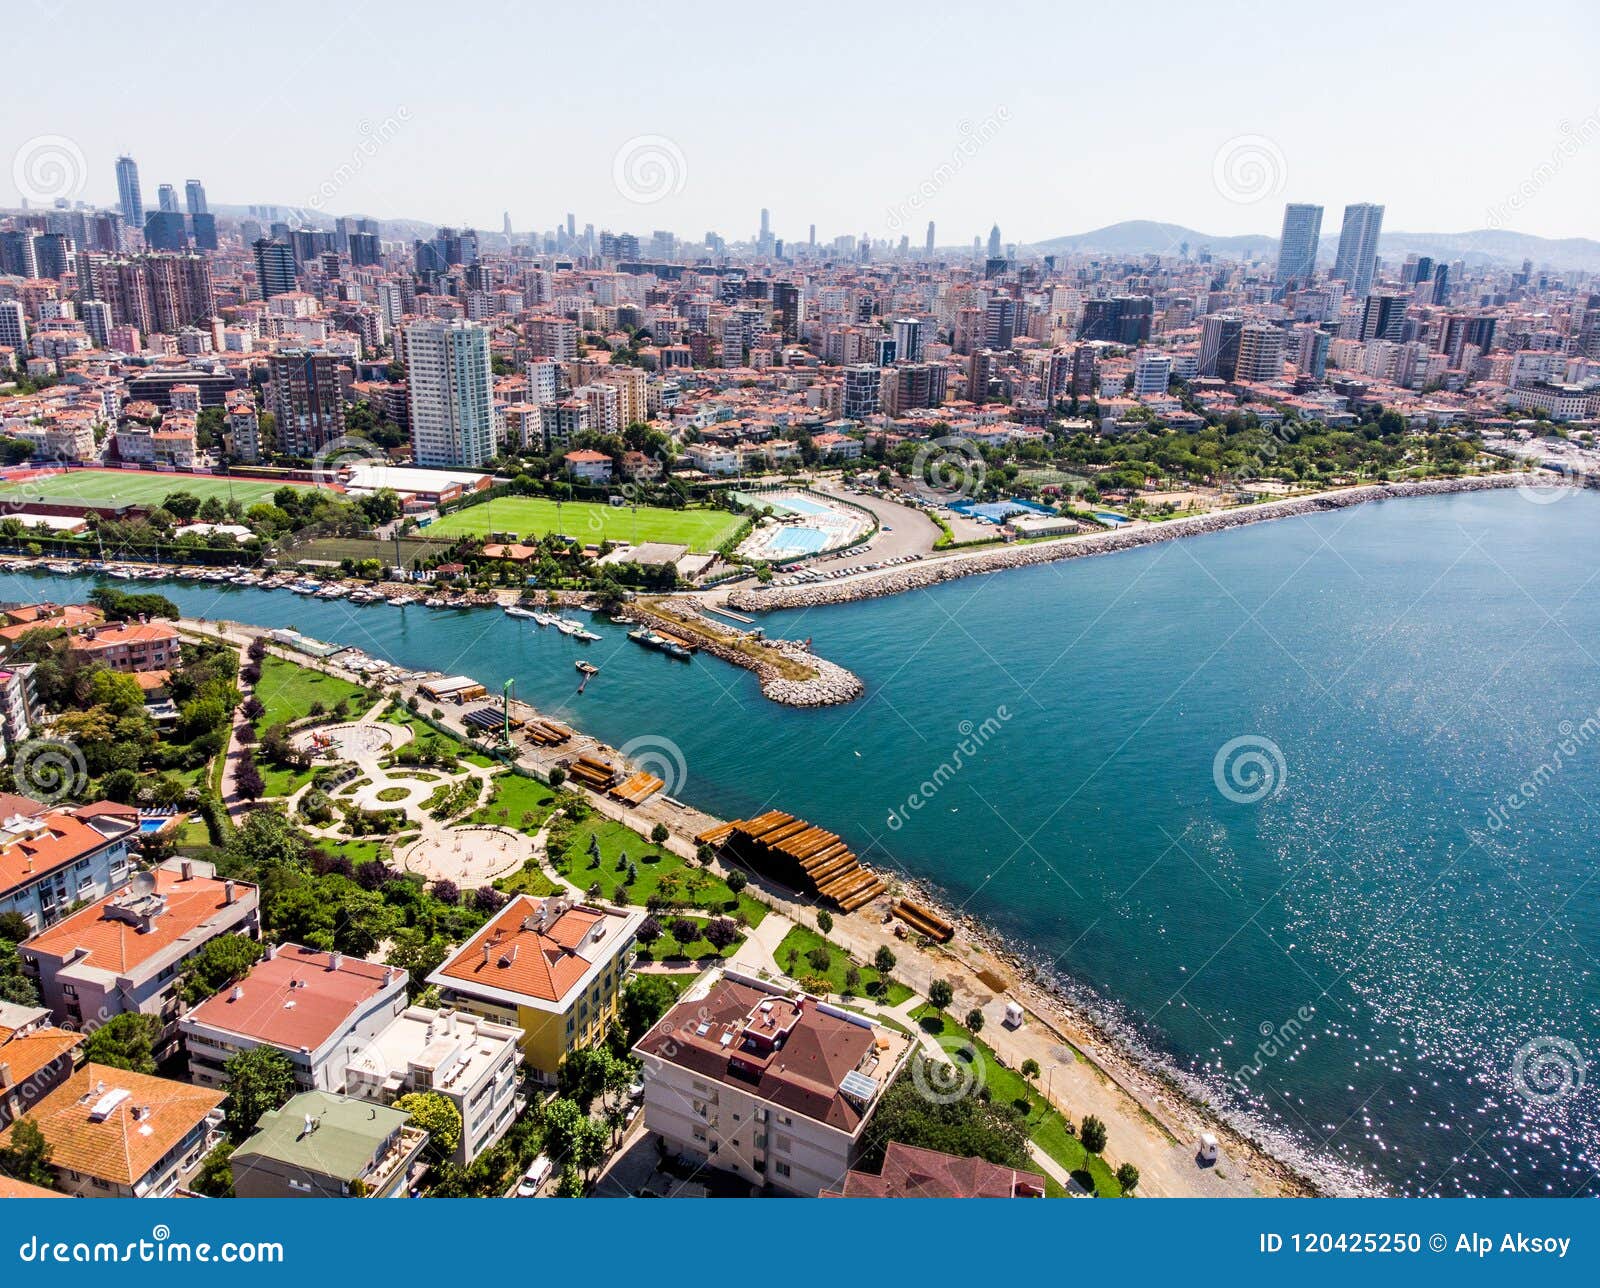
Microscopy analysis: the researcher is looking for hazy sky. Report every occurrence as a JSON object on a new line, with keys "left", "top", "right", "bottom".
{"left": 6, "top": 1, "right": 1598, "bottom": 244}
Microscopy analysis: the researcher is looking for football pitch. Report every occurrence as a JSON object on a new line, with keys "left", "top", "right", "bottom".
{"left": 0, "top": 469, "right": 316, "bottom": 510}
{"left": 426, "top": 496, "right": 743, "bottom": 552}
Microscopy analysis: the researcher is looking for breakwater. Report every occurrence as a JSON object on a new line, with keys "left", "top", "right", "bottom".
{"left": 727, "top": 473, "right": 1561, "bottom": 612}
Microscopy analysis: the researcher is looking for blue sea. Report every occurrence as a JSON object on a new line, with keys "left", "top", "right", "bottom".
{"left": 10, "top": 488, "right": 1597, "bottom": 1196}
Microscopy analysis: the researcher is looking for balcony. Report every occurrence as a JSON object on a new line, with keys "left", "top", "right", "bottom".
{"left": 355, "top": 1125, "right": 430, "bottom": 1197}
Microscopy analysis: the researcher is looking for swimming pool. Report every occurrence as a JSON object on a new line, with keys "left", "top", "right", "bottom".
{"left": 770, "top": 494, "right": 833, "bottom": 517}
{"left": 764, "top": 526, "right": 830, "bottom": 555}
{"left": 1094, "top": 512, "right": 1130, "bottom": 526}
{"left": 950, "top": 498, "right": 1056, "bottom": 523}
{"left": 138, "top": 818, "right": 170, "bottom": 834}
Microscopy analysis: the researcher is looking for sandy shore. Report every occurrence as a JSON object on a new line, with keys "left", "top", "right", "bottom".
{"left": 724, "top": 472, "right": 1563, "bottom": 613}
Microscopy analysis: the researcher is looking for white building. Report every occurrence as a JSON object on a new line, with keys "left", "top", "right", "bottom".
{"left": 403, "top": 319, "right": 496, "bottom": 468}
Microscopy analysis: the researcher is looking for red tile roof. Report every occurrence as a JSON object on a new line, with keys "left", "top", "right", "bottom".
{"left": 183, "top": 944, "right": 395, "bottom": 1050}
{"left": 824, "top": 1142, "right": 1046, "bottom": 1198}
{"left": 436, "top": 896, "right": 608, "bottom": 1004}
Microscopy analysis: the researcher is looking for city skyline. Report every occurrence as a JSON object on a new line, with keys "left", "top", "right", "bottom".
{"left": 4, "top": 1, "right": 1596, "bottom": 243}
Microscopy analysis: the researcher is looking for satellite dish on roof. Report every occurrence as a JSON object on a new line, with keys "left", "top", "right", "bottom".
{"left": 130, "top": 870, "right": 157, "bottom": 898}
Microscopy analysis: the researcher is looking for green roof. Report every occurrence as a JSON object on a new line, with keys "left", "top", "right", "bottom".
{"left": 233, "top": 1091, "right": 411, "bottom": 1180}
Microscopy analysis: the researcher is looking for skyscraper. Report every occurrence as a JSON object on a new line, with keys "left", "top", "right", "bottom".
{"left": 115, "top": 155, "right": 143, "bottom": 230}
{"left": 403, "top": 320, "right": 496, "bottom": 468}
{"left": 184, "top": 180, "right": 208, "bottom": 215}
{"left": 987, "top": 223, "right": 1002, "bottom": 258}
{"left": 1332, "top": 203, "right": 1385, "bottom": 298}
{"left": 1273, "top": 203, "right": 1323, "bottom": 289}
{"left": 157, "top": 184, "right": 179, "bottom": 214}
{"left": 253, "top": 239, "right": 296, "bottom": 298}
{"left": 925, "top": 222, "right": 935, "bottom": 255}
{"left": 268, "top": 350, "right": 345, "bottom": 456}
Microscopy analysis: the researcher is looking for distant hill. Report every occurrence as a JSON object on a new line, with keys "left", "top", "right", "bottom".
{"left": 1027, "top": 220, "right": 1600, "bottom": 272}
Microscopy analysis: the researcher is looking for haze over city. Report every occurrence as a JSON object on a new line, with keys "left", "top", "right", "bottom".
{"left": 5, "top": 0, "right": 1597, "bottom": 241}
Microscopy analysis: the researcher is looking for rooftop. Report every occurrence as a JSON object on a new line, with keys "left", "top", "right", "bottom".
{"left": 634, "top": 969, "right": 907, "bottom": 1135}
{"left": 23, "top": 862, "right": 254, "bottom": 975}
{"left": 823, "top": 1142, "right": 1046, "bottom": 1198}
{"left": 344, "top": 1004, "right": 521, "bottom": 1099}
{"left": 0, "top": 806, "right": 137, "bottom": 901}
{"left": 430, "top": 894, "right": 641, "bottom": 1010}
{"left": 232, "top": 1091, "right": 422, "bottom": 1189}
{"left": 0, "top": 1062, "right": 223, "bottom": 1189}
{"left": 183, "top": 943, "right": 400, "bottom": 1052}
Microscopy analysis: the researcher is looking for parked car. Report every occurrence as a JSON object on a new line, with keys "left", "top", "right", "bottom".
{"left": 516, "top": 1154, "right": 554, "bottom": 1196}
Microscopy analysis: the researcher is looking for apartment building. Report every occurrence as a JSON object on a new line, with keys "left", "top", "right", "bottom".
{"left": 65, "top": 619, "right": 180, "bottom": 673}
{"left": 181, "top": 943, "right": 408, "bottom": 1094}
{"left": 0, "top": 1000, "right": 83, "bottom": 1129}
{"left": 0, "top": 802, "right": 140, "bottom": 935}
{"left": 428, "top": 894, "right": 644, "bottom": 1084}
{"left": 230, "top": 1091, "right": 428, "bottom": 1199}
{"left": 343, "top": 1004, "right": 522, "bottom": 1164}
{"left": 20, "top": 859, "right": 259, "bottom": 1053}
{"left": 0, "top": 1063, "right": 224, "bottom": 1197}
{"left": 634, "top": 968, "right": 912, "bottom": 1196}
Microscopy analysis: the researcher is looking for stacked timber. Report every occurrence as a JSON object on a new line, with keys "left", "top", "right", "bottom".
{"left": 701, "top": 810, "right": 886, "bottom": 912}
{"left": 523, "top": 718, "right": 574, "bottom": 747}
{"left": 611, "top": 771, "right": 664, "bottom": 805}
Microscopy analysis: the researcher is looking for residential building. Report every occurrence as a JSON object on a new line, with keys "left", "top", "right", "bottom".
{"left": 253, "top": 238, "right": 297, "bottom": 298}
{"left": 822, "top": 1141, "right": 1046, "bottom": 1198}
{"left": 181, "top": 943, "right": 408, "bottom": 1094}
{"left": 563, "top": 448, "right": 614, "bottom": 483}
{"left": 403, "top": 320, "right": 495, "bottom": 467}
{"left": 1235, "top": 324, "right": 1286, "bottom": 383}
{"left": 841, "top": 364, "right": 881, "bottom": 420}
{"left": 0, "top": 1000, "right": 83, "bottom": 1129}
{"left": 229, "top": 1091, "right": 428, "bottom": 1199}
{"left": 0, "top": 1062, "right": 224, "bottom": 1197}
{"left": 343, "top": 1005, "right": 522, "bottom": 1164}
{"left": 0, "top": 803, "right": 140, "bottom": 935}
{"left": 65, "top": 619, "right": 181, "bottom": 673}
{"left": 634, "top": 968, "right": 912, "bottom": 1196}
{"left": 267, "top": 349, "right": 346, "bottom": 456}
{"left": 428, "top": 894, "right": 644, "bottom": 1084}
{"left": 20, "top": 859, "right": 258, "bottom": 1052}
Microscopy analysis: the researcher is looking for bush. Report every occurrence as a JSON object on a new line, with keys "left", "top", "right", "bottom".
{"left": 816, "top": 909, "right": 833, "bottom": 934}
{"left": 1080, "top": 1114, "right": 1108, "bottom": 1155}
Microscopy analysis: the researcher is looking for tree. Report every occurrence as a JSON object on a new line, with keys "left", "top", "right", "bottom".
{"left": 965, "top": 1009, "right": 985, "bottom": 1034}
{"left": 703, "top": 918, "right": 739, "bottom": 951}
{"left": 874, "top": 945, "right": 896, "bottom": 974}
{"left": 617, "top": 975, "right": 677, "bottom": 1047}
{"left": 396, "top": 1091, "right": 463, "bottom": 1159}
{"left": 1020, "top": 1058, "right": 1040, "bottom": 1081}
{"left": 559, "top": 1047, "right": 621, "bottom": 1112}
{"left": 540, "top": 1097, "right": 586, "bottom": 1162}
{"left": 650, "top": 823, "right": 669, "bottom": 844}
{"left": 0, "top": 1119, "right": 55, "bottom": 1189}
{"left": 863, "top": 1056, "right": 1030, "bottom": 1170}
{"left": 1116, "top": 1162, "right": 1140, "bottom": 1194}
{"left": 553, "top": 1165, "right": 585, "bottom": 1197}
{"left": 815, "top": 909, "right": 833, "bottom": 934}
{"left": 0, "top": 910, "right": 32, "bottom": 942}
{"left": 636, "top": 915, "right": 663, "bottom": 947}
{"left": 192, "top": 1142, "right": 237, "bottom": 1197}
{"left": 80, "top": 1013, "right": 161, "bottom": 1074}
{"left": 179, "top": 933, "right": 266, "bottom": 1006}
{"left": 928, "top": 978, "right": 955, "bottom": 1013}
{"left": 725, "top": 869, "right": 748, "bottom": 896}
{"left": 1079, "top": 1114, "right": 1108, "bottom": 1155}
{"left": 224, "top": 1046, "right": 296, "bottom": 1140}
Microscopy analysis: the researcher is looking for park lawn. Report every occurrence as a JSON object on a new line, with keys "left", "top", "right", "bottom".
{"left": 552, "top": 817, "right": 766, "bottom": 925}
{"left": 635, "top": 970, "right": 701, "bottom": 1000}
{"left": 428, "top": 495, "right": 743, "bottom": 553}
{"left": 254, "top": 655, "right": 373, "bottom": 730}
{"left": 317, "top": 837, "right": 392, "bottom": 866}
{"left": 775, "top": 925, "right": 912, "bottom": 1005}
{"left": 910, "top": 1004, "right": 1124, "bottom": 1198}
{"left": 0, "top": 468, "right": 311, "bottom": 510}
{"left": 467, "top": 772, "right": 560, "bottom": 833}
{"left": 640, "top": 915, "right": 744, "bottom": 962}
{"left": 494, "top": 859, "right": 563, "bottom": 899}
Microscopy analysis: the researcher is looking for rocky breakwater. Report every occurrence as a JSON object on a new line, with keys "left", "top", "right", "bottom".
{"left": 728, "top": 473, "right": 1564, "bottom": 612}
{"left": 634, "top": 602, "right": 864, "bottom": 708}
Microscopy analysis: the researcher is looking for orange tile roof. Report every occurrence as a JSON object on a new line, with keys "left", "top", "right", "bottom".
{"left": 183, "top": 944, "right": 395, "bottom": 1050}
{"left": 0, "top": 1177, "right": 68, "bottom": 1198}
{"left": 0, "top": 1063, "right": 222, "bottom": 1188}
{"left": 436, "top": 896, "right": 606, "bottom": 1004}
{"left": 22, "top": 867, "right": 254, "bottom": 973}
{"left": 0, "top": 1024, "right": 83, "bottom": 1086}
{"left": 0, "top": 811, "right": 122, "bottom": 902}
{"left": 66, "top": 620, "right": 179, "bottom": 652}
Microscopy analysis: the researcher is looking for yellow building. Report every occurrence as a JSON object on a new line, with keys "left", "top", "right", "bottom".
{"left": 427, "top": 895, "right": 643, "bottom": 1083}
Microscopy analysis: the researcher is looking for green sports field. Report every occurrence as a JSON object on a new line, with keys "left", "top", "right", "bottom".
{"left": 0, "top": 470, "right": 318, "bottom": 510}
{"left": 426, "top": 496, "right": 743, "bottom": 552}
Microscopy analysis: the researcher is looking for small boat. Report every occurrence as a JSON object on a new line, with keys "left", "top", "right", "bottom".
{"left": 316, "top": 585, "right": 345, "bottom": 599}
{"left": 504, "top": 605, "right": 537, "bottom": 619}
{"left": 575, "top": 660, "right": 599, "bottom": 675}
{"left": 574, "top": 628, "right": 601, "bottom": 642}
{"left": 554, "top": 619, "right": 580, "bottom": 636}
{"left": 387, "top": 595, "right": 414, "bottom": 607}
{"left": 661, "top": 640, "right": 692, "bottom": 659}
{"left": 609, "top": 614, "right": 636, "bottom": 625}
{"left": 423, "top": 596, "right": 447, "bottom": 608}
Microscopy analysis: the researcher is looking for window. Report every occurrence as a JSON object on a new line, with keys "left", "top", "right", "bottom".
{"left": 774, "top": 1161, "right": 791, "bottom": 1178}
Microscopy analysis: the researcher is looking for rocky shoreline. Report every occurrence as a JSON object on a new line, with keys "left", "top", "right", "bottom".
{"left": 727, "top": 473, "right": 1565, "bottom": 613}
